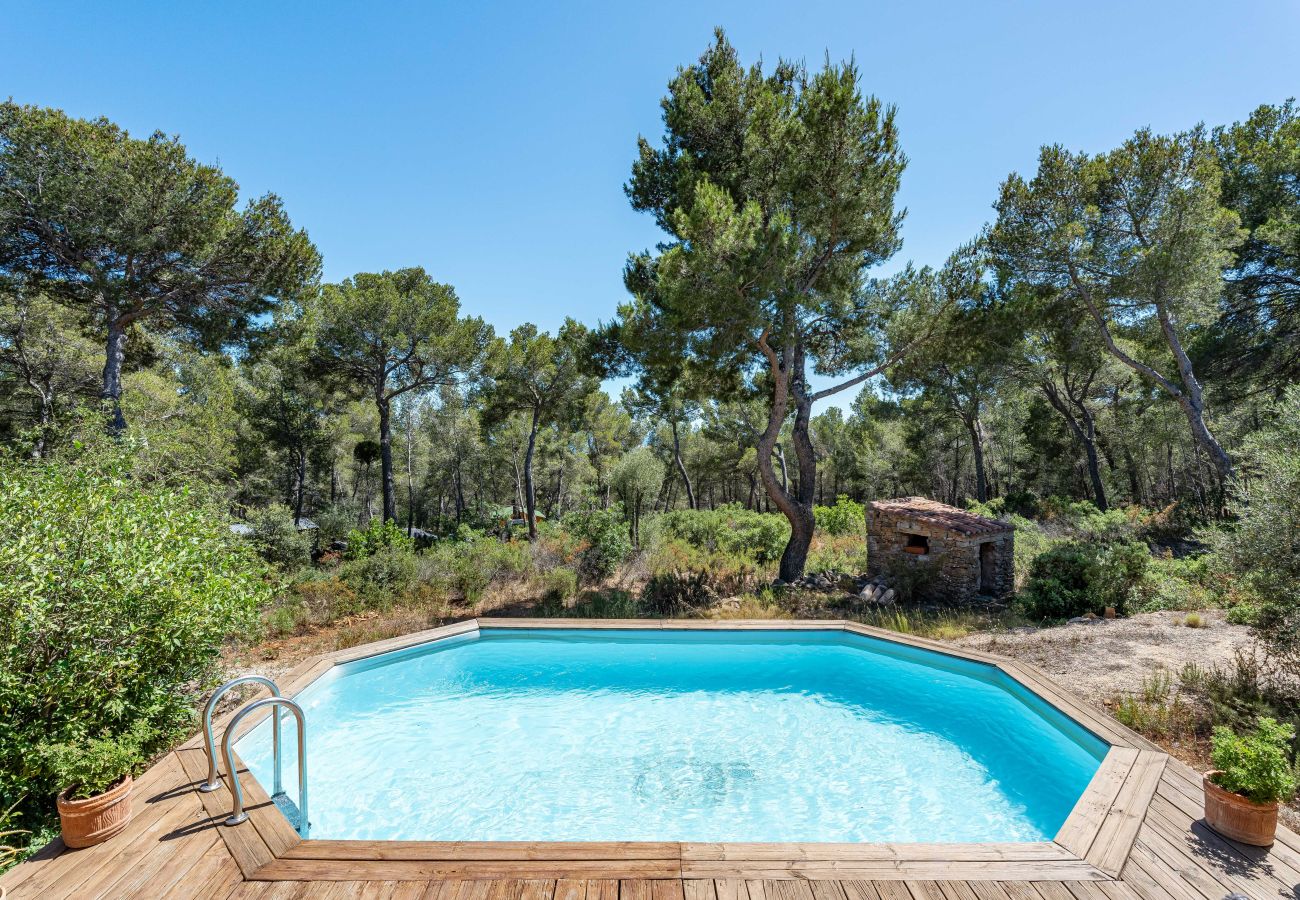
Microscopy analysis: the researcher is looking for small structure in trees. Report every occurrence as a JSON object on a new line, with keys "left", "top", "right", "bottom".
{"left": 867, "top": 497, "right": 1014, "bottom": 603}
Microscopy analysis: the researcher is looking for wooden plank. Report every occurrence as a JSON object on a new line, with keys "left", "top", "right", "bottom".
{"left": 158, "top": 838, "right": 245, "bottom": 900}
{"left": 1028, "top": 884, "right": 1077, "bottom": 900}
{"left": 556, "top": 880, "right": 590, "bottom": 900}
{"left": 678, "top": 860, "right": 1109, "bottom": 881}
{"left": 934, "top": 880, "right": 982, "bottom": 900}
{"left": 253, "top": 858, "right": 683, "bottom": 881}
{"left": 87, "top": 827, "right": 220, "bottom": 899}
{"left": 1144, "top": 793, "right": 1300, "bottom": 896}
{"left": 1055, "top": 748, "right": 1141, "bottom": 856}
{"left": 175, "top": 745, "right": 276, "bottom": 878}
{"left": 763, "top": 881, "right": 816, "bottom": 900}
{"left": 744, "top": 880, "right": 768, "bottom": 900}
{"left": 840, "top": 622, "right": 1006, "bottom": 666}
{"left": 681, "top": 844, "right": 1074, "bottom": 862}
{"left": 589, "top": 880, "right": 620, "bottom": 900}
{"left": 329, "top": 618, "right": 480, "bottom": 665}
{"left": 868, "top": 883, "right": 911, "bottom": 900}
{"left": 808, "top": 881, "right": 848, "bottom": 900}
{"left": 621, "top": 880, "right": 655, "bottom": 900}
{"left": 289, "top": 842, "right": 681, "bottom": 861}
{"left": 1139, "top": 803, "right": 1269, "bottom": 899}
{"left": 684, "top": 880, "right": 717, "bottom": 900}
{"left": 1086, "top": 751, "right": 1167, "bottom": 877}
{"left": 902, "top": 883, "right": 948, "bottom": 900}
{"left": 837, "top": 881, "right": 882, "bottom": 900}
{"left": 714, "top": 879, "right": 748, "bottom": 900}
{"left": 653, "top": 880, "right": 687, "bottom": 900}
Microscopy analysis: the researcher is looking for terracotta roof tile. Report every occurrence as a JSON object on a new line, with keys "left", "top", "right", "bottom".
{"left": 868, "top": 496, "right": 1013, "bottom": 537}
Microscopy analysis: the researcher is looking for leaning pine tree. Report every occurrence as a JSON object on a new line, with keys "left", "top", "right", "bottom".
{"left": 612, "top": 30, "right": 963, "bottom": 581}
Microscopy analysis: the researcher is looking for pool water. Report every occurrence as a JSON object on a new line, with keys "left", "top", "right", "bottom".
{"left": 236, "top": 628, "right": 1105, "bottom": 843}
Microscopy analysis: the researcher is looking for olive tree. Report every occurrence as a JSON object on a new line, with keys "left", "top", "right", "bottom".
{"left": 613, "top": 31, "right": 955, "bottom": 580}
{"left": 611, "top": 446, "right": 664, "bottom": 550}
{"left": 0, "top": 102, "right": 320, "bottom": 432}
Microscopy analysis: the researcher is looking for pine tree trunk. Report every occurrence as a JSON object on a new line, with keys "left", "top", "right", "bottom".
{"left": 101, "top": 313, "right": 128, "bottom": 434}
{"left": 377, "top": 393, "right": 397, "bottom": 524}
{"left": 523, "top": 408, "right": 540, "bottom": 541}
{"left": 671, "top": 420, "right": 697, "bottom": 510}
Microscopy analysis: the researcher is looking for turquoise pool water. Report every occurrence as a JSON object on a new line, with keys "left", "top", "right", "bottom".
{"left": 236, "top": 628, "right": 1105, "bottom": 843}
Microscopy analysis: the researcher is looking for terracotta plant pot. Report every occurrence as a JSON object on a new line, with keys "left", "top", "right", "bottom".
{"left": 1203, "top": 770, "right": 1278, "bottom": 846}
{"left": 56, "top": 774, "right": 133, "bottom": 849}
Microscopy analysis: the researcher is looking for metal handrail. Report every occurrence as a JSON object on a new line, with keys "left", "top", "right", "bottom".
{"left": 221, "top": 696, "right": 308, "bottom": 837}
{"left": 199, "top": 675, "right": 282, "bottom": 794}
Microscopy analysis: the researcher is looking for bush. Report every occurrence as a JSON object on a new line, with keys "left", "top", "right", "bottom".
{"left": 37, "top": 721, "right": 148, "bottom": 800}
{"left": 1209, "top": 387, "right": 1300, "bottom": 673}
{"left": 338, "top": 545, "right": 418, "bottom": 601}
{"left": 244, "top": 503, "right": 313, "bottom": 569}
{"left": 345, "top": 518, "right": 414, "bottom": 559}
{"left": 314, "top": 501, "right": 361, "bottom": 548}
{"left": 0, "top": 448, "right": 268, "bottom": 817}
{"left": 564, "top": 507, "right": 632, "bottom": 583}
{"left": 1016, "top": 539, "right": 1148, "bottom": 620}
{"left": 541, "top": 568, "right": 578, "bottom": 603}
{"left": 658, "top": 505, "right": 789, "bottom": 563}
{"left": 1210, "top": 717, "right": 1299, "bottom": 804}
{"left": 641, "top": 569, "right": 720, "bottom": 615}
{"left": 814, "top": 496, "right": 866, "bottom": 537}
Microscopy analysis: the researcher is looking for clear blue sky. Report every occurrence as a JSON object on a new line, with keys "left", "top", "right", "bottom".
{"left": 3, "top": 1, "right": 1297, "bottom": 405}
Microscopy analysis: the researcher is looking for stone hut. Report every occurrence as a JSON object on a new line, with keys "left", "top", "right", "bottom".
{"left": 867, "top": 497, "right": 1014, "bottom": 603}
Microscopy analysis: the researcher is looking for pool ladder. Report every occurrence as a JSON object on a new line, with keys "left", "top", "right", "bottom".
{"left": 199, "top": 676, "right": 310, "bottom": 838}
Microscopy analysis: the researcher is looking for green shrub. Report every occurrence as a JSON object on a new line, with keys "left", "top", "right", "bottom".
{"left": 564, "top": 507, "right": 632, "bottom": 583}
{"left": 1210, "top": 718, "right": 1299, "bottom": 804}
{"left": 244, "top": 503, "right": 313, "bottom": 569}
{"left": 1133, "top": 553, "right": 1218, "bottom": 612}
{"left": 314, "top": 501, "right": 361, "bottom": 548}
{"left": 0, "top": 448, "right": 268, "bottom": 816}
{"left": 814, "top": 496, "right": 866, "bottom": 537}
{"left": 345, "top": 518, "right": 414, "bottom": 559}
{"left": 641, "top": 569, "right": 720, "bottom": 615}
{"left": 338, "top": 545, "right": 418, "bottom": 601}
{"left": 541, "top": 567, "right": 578, "bottom": 603}
{"left": 1208, "top": 387, "right": 1300, "bottom": 675}
{"left": 658, "top": 505, "right": 789, "bottom": 563}
{"left": 1016, "top": 539, "right": 1148, "bottom": 620}
{"left": 37, "top": 721, "right": 149, "bottom": 800}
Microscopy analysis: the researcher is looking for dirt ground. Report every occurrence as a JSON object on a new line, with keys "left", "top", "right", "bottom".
{"left": 953, "top": 609, "right": 1254, "bottom": 706}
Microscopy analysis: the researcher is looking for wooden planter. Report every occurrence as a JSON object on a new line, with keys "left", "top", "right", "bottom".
{"left": 56, "top": 775, "right": 133, "bottom": 849}
{"left": 1203, "top": 770, "right": 1278, "bottom": 846}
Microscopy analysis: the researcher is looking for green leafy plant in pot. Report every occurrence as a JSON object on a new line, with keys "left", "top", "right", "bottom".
{"left": 40, "top": 726, "right": 146, "bottom": 849}
{"left": 1203, "top": 717, "right": 1298, "bottom": 846}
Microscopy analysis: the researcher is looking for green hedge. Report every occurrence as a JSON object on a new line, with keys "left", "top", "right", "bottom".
{"left": 0, "top": 450, "right": 269, "bottom": 817}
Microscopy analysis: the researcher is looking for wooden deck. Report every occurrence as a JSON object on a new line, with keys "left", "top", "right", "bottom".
{"left": 4, "top": 619, "right": 1299, "bottom": 899}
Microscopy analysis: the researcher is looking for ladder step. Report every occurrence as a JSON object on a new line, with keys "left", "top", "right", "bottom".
{"left": 271, "top": 791, "right": 309, "bottom": 836}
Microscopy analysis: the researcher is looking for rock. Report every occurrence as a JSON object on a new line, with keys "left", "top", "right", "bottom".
{"left": 771, "top": 578, "right": 787, "bottom": 588}
{"left": 880, "top": 588, "right": 896, "bottom": 605}
{"left": 1067, "top": 615, "right": 1104, "bottom": 626}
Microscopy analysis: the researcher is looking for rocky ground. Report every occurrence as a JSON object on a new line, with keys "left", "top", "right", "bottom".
{"left": 954, "top": 608, "right": 1254, "bottom": 705}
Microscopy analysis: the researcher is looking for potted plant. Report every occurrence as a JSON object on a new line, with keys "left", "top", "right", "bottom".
{"left": 40, "top": 729, "right": 144, "bottom": 849}
{"left": 1203, "top": 717, "right": 1298, "bottom": 846}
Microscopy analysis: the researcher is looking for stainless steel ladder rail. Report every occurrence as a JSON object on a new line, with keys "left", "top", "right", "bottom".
{"left": 199, "top": 675, "right": 282, "bottom": 795}
{"left": 220, "top": 696, "right": 309, "bottom": 837}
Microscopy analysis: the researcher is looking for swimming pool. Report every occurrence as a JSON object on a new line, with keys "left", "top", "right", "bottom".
{"left": 235, "top": 626, "right": 1106, "bottom": 843}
